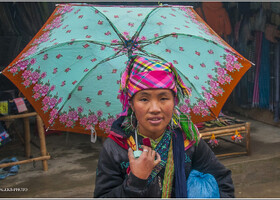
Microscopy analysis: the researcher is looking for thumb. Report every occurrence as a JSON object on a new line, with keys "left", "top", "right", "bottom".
{"left": 128, "top": 148, "right": 135, "bottom": 162}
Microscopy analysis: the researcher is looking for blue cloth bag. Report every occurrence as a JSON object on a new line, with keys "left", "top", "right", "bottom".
{"left": 187, "top": 169, "right": 220, "bottom": 198}
{"left": 0, "top": 157, "right": 20, "bottom": 180}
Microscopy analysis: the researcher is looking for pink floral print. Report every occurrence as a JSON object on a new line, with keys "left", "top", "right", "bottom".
{"left": 3, "top": 5, "right": 250, "bottom": 134}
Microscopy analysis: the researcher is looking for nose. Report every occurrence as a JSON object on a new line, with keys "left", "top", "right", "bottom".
{"left": 149, "top": 100, "right": 161, "bottom": 114}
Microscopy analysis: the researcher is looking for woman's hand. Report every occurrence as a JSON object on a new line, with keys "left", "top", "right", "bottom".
{"left": 128, "top": 145, "right": 161, "bottom": 180}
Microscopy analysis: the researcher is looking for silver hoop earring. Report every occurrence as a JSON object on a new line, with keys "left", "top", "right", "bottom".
{"left": 130, "top": 111, "right": 137, "bottom": 129}
{"left": 169, "top": 118, "right": 174, "bottom": 130}
{"left": 169, "top": 117, "right": 176, "bottom": 130}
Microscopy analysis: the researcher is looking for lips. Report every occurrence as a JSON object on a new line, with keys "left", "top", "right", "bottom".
{"left": 147, "top": 117, "right": 162, "bottom": 125}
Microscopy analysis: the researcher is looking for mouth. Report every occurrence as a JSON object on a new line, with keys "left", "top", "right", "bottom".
{"left": 147, "top": 117, "right": 163, "bottom": 125}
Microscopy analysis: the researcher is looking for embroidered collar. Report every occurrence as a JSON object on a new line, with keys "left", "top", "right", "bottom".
{"left": 137, "top": 129, "right": 165, "bottom": 150}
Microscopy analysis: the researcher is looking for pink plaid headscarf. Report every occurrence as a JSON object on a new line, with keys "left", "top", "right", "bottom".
{"left": 119, "top": 56, "right": 190, "bottom": 116}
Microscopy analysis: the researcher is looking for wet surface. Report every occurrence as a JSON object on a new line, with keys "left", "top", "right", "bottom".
{"left": 231, "top": 157, "right": 280, "bottom": 198}
{"left": 0, "top": 115, "right": 280, "bottom": 198}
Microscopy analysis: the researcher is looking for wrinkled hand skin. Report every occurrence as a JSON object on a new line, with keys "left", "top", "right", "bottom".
{"left": 128, "top": 145, "right": 161, "bottom": 180}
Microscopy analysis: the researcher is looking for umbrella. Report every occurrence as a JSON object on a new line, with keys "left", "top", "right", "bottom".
{"left": 1, "top": 3, "right": 252, "bottom": 136}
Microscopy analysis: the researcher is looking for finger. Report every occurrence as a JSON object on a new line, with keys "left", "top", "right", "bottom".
{"left": 154, "top": 152, "right": 161, "bottom": 165}
{"left": 141, "top": 145, "right": 148, "bottom": 150}
{"left": 128, "top": 148, "right": 135, "bottom": 161}
{"left": 151, "top": 149, "right": 156, "bottom": 158}
{"left": 142, "top": 146, "right": 150, "bottom": 154}
{"left": 147, "top": 147, "right": 153, "bottom": 156}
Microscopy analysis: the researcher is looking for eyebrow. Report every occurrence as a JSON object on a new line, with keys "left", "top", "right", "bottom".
{"left": 138, "top": 91, "right": 151, "bottom": 96}
{"left": 139, "top": 91, "right": 170, "bottom": 96}
{"left": 157, "top": 92, "right": 170, "bottom": 96}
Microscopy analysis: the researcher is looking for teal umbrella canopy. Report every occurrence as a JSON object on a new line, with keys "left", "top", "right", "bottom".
{"left": 2, "top": 4, "right": 252, "bottom": 135}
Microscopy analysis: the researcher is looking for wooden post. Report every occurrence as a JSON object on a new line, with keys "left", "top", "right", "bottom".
{"left": 36, "top": 115, "right": 48, "bottom": 171}
{"left": 23, "top": 117, "right": 31, "bottom": 158}
{"left": 0, "top": 112, "right": 50, "bottom": 171}
{"left": 200, "top": 126, "right": 246, "bottom": 137}
{"left": 216, "top": 152, "right": 247, "bottom": 158}
{"left": 0, "top": 156, "right": 50, "bottom": 169}
{"left": 245, "top": 122, "right": 251, "bottom": 156}
{"left": 199, "top": 118, "right": 251, "bottom": 158}
{"left": 0, "top": 112, "right": 37, "bottom": 120}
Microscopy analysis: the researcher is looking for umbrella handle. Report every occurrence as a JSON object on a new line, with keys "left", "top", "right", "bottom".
{"left": 90, "top": 126, "right": 97, "bottom": 143}
{"left": 133, "top": 129, "right": 142, "bottom": 158}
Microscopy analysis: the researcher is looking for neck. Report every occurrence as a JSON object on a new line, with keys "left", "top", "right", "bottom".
{"left": 137, "top": 127, "right": 165, "bottom": 140}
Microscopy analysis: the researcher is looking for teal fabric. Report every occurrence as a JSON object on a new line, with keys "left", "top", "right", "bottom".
{"left": 259, "top": 34, "right": 270, "bottom": 108}
{"left": 5, "top": 4, "right": 251, "bottom": 134}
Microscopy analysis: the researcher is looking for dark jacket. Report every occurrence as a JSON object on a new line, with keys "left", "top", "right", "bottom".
{"left": 94, "top": 116, "right": 234, "bottom": 198}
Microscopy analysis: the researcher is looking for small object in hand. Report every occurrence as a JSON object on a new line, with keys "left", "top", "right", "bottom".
{"left": 143, "top": 149, "right": 149, "bottom": 152}
{"left": 133, "top": 150, "right": 142, "bottom": 158}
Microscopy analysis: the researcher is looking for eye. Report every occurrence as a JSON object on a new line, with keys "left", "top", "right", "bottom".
{"left": 161, "top": 97, "right": 169, "bottom": 101}
{"left": 140, "top": 98, "right": 148, "bottom": 102}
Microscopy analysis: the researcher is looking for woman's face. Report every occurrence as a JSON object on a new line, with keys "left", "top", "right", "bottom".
{"left": 131, "top": 89, "right": 175, "bottom": 140}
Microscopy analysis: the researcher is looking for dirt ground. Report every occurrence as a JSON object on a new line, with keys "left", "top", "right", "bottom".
{"left": 0, "top": 113, "right": 280, "bottom": 198}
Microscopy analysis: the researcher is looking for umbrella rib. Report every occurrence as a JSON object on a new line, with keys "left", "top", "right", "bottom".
{"left": 93, "top": 7, "right": 127, "bottom": 44}
{"left": 131, "top": 7, "right": 160, "bottom": 47}
{"left": 19, "top": 40, "right": 124, "bottom": 62}
{"left": 134, "top": 31, "right": 251, "bottom": 122}
{"left": 137, "top": 33, "right": 253, "bottom": 64}
{"left": 208, "top": 108, "right": 219, "bottom": 121}
{"left": 52, "top": 52, "right": 126, "bottom": 128}
{"left": 5, "top": 4, "right": 253, "bottom": 133}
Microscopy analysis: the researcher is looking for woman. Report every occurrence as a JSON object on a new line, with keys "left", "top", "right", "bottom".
{"left": 94, "top": 56, "right": 234, "bottom": 198}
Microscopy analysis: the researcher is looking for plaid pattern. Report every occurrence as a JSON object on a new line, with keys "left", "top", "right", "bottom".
{"left": 127, "top": 56, "right": 177, "bottom": 97}
{"left": 128, "top": 71, "right": 176, "bottom": 97}
{"left": 119, "top": 56, "right": 190, "bottom": 116}
{"left": 130, "top": 56, "right": 172, "bottom": 74}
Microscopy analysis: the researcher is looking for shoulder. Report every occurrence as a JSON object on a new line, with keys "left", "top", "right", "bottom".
{"left": 103, "top": 137, "right": 126, "bottom": 152}
{"left": 99, "top": 137, "right": 129, "bottom": 166}
{"left": 103, "top": 136, "right": 117, "bottom": 147}
{"left": 175, "top": 128, "right": 201, "bottom": 151}
{"left": 184, "top": 136, "right": 207, "bottom": 159}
